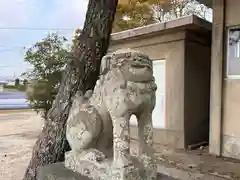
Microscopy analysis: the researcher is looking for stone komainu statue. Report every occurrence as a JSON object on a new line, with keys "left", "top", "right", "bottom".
{"left": 65, "top": 48, "right": 158, "bottom": 180}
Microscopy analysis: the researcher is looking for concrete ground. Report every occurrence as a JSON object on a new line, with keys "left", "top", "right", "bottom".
{"left": 0, "top": 111, "right": 43, "bottom": 180}
{"left": 158, "top": 146, "right": 240, "bottom": 180}
{"left": 130, "top": 139, "right": 240, "bottom": 180}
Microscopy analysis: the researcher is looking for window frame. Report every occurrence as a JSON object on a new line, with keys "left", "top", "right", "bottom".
{"left": 226, "top": 26, "right": 240, "bottom": 79}
{"left": 152, "top": 59, "right": 166, "bottom": 128}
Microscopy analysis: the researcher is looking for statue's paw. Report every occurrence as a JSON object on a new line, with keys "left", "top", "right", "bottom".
{"left": 93, "top": 150, "right": 106, "bottom": 162}
{"left": 85, "top": 149, "right": 106, "bottom": 163}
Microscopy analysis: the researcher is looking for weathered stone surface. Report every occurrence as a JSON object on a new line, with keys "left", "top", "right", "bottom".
{"left": 37, "top": 163, "right": 176, "bottom": 180}
{"left": 65, "top": 149, "right": 111, "bottom": 180}
{"left": 37, "top": 163, "right": 91, "bottom": 180}
{"left": 65, "top": 49, "right": 158, "bottom": 180}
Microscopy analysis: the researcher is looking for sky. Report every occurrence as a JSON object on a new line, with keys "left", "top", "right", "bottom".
{"left": 0, "top": 0, "right": 88, "bottom": 80}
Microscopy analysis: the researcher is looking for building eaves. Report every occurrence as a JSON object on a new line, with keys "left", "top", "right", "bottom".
{"left": 111, "top": 15, "right": 212, "bottom": 42}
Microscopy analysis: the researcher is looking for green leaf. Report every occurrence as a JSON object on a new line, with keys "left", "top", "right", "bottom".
{"left": 23, "top": 33, "right": 69, "bottom": 118}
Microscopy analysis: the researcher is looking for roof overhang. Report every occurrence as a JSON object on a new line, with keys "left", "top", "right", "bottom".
{"left": 197, "top": 0, "right": 212, "bottom": 8}
{"left": 111, "top": 15, "right": 211, "bottom": 42}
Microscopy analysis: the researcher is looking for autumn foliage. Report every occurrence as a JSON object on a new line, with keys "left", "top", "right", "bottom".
{"left": 113, "top": 0, "right": 210, "bottom": 32}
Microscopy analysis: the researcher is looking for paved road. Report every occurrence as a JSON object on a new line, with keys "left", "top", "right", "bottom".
{"left": 0, "top": 92, "right": 27, "bottom": 99}
{"left": 0, "top": 91, "right": 29, "bottom": 110}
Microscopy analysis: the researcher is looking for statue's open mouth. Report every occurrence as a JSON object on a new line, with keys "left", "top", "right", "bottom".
{"left": 131, "top": 63, "right": 152, "bottom": 70}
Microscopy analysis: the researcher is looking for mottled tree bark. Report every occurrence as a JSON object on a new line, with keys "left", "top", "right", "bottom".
{"left": 23, "top": 0, "right": 118, "bottom": 179}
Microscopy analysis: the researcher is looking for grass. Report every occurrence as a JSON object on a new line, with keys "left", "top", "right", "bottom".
{"left": 0, "top": 109, "right": 33, "bottom": 114}
{"left": 3, "top": 88, "right": 20, "bottom": 92}
{"left": 3, "top": 85, "right": 26, "bottom": 92}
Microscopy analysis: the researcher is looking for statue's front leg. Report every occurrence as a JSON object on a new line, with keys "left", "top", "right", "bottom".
{"left": 111, "top": 113, "right": 132, "bottom": 168}
{"left": 137, "top": 110, "right": 154, "bottom": 155}
{"left": 137, "top": 110, "right": 157, "bottom": 180}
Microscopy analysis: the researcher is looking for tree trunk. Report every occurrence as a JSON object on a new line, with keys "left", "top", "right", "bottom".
{"left": 23, "top": 0, "right": 118, "bottom": 179}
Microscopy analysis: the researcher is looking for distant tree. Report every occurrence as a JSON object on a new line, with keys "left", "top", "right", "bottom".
{"left": 15, "top": 78, "right": 20, "bottom": 86}
{"left": 158, "top": 0, "right": 211, "bottom": 21}
{"left": 23, "top": 33, "right": 69, "bottom": 119}
{"left": 113, "top": 0, "right": 155, "bottom": 32}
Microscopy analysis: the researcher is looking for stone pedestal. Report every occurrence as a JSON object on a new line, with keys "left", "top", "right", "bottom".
{"left": 37, "top": 162, "right": 91, "bottom": 180}
{"left": 110, "top": 165, "right": 142, "bottom": 180}
{"left": 65, "top": 149, "right": 146, "bottom": 180}
{"left": 37, "top": 163, "right": 173, "bottom": 180}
